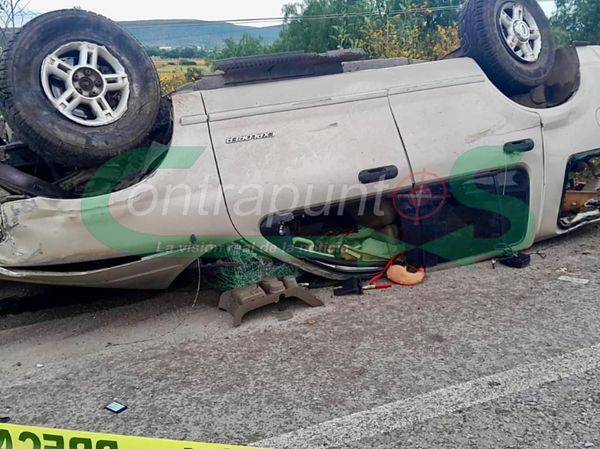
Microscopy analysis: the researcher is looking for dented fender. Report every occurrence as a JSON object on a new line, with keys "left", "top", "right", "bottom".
{"left": 0, "top": 92, "right": 239, "bottom": 287}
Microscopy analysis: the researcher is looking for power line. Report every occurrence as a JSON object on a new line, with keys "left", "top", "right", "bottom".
{"left": 122, "top": 5, "right": 461, "bottom": 30}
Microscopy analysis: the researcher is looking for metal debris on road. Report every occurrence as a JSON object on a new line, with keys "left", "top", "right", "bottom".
{"left": 559, "top": 276, "right": 590, "bottom": 285}
{"left": 105, "top": 401, "right": 128, "bottom": 414}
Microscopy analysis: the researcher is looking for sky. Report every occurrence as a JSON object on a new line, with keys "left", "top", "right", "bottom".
{"left": 28, "top": 0, "right": 556, "bottom": 23}
{"left": 28, "top": 0, "right": 292, "bottom": 23}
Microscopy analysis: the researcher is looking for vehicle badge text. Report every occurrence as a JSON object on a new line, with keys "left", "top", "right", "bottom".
{"left": 226, "top": 132, "right": 275, "bottom": 145}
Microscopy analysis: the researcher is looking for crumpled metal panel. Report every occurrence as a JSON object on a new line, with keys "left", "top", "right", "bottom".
{"left": 0, "top": 91, "right": 237, "bottom": 288}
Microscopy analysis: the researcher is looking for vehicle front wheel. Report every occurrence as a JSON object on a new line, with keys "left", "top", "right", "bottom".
{"left": 0, "top": 10, "right": 161, "bottom": 168}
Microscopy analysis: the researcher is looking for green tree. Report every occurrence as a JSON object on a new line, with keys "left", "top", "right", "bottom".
{"left": 145, "top": 46, "right": 208, "bottom": 59}
{"left": 272, "top": 0, "right": 461, "bottom": 58}
{"left": 273, "top": 0, "right": 372, "bottom": 53}
{"left": 152, "top": 1, "right": 462, "bottom": 62}
{"left": 214, "top": 35, "right": 270, "bottom": 58}
{"left": 551, "top": 0, "right": 600, "bottom": 45}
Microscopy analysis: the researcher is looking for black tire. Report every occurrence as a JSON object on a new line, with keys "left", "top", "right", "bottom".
{"left": 460, "top": 0, "right": 556, "bottom": 94}
{"left": 0, "top": 10, "right": 160, "bottom": 168}
{"left": 149, "top": 97, "right": 174, "bottom": 146}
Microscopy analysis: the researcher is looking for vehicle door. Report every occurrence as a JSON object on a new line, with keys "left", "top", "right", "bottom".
{"left": 387, "top": 58, "right": 545, "bottom": 267}
{"left": 203, "top": 74, "right": 413, "bottom": 264}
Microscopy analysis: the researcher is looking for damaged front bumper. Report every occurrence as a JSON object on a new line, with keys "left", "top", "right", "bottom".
{"left": 0, "top": 196, "right": 198, "bottom": 289}
{"left": 0, "top": 197, "right": 122, "bottom": 267}
{"left": 0, "top": 92, "right": 246, "bottom": 289}
{"left": 0, "top": 256, "right": 195, "bottom": 290}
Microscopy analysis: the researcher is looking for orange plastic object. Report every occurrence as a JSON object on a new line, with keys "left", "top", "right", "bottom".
{"left": 386, "top": 265, "right": 426, "bottom": 286}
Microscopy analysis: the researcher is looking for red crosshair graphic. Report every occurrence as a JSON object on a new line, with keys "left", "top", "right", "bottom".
{"left": 392, "top": 170, "right": 451, "bottom": 223}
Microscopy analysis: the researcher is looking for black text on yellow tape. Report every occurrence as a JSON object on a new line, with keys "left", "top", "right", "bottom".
{"left": 0, "top": 424, "right": 269, "bottom": 449}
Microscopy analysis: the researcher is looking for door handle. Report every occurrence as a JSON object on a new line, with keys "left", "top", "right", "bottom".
{"left": 359, "top": 165, "right": 399, "bottom": 184}
{"left": 504, "top": 139, "right": 535, "bottom": 154}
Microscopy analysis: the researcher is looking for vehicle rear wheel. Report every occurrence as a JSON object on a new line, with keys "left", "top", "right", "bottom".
{"left": 460, "top": 0, "right": 556, "bottom": 94}
{"left": 0, "top": 10, "right": 161, "bottom": 168}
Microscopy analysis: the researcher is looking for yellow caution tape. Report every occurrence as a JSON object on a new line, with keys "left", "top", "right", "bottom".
{"left": 0, "top": 423, "right": 269, "bottom": 449}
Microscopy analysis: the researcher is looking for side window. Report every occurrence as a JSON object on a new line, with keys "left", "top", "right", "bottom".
{"left": 261, "top": 168, "right": 531, "bottom": 270}
{"left": 398, "top": 168, "right": 531, "bottom": 268}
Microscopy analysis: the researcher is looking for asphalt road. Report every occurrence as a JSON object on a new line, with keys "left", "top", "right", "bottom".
{"left": 1, "top": 224, "right": 599, "bottom": 448}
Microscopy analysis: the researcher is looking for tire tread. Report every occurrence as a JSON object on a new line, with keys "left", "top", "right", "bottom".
{"left": 0, "top": 10, "right": 161, "bottom": 168}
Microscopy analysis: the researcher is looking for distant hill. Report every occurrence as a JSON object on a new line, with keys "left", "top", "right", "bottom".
{"left": 119, "top": 20, "right": 282, "bottom": 49}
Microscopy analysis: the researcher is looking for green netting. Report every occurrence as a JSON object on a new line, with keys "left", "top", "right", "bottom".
{"left": 208, "top": 242, "right": 300, "bottom": 292}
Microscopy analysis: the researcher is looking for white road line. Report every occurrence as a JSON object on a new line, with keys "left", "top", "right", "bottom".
{"left": 253, "top": 344, "right": 600, "bottom": 449}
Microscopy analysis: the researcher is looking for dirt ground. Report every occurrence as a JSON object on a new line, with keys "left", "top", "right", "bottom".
{"left": 1, "top": 224, "right": 599, "bottom": 449}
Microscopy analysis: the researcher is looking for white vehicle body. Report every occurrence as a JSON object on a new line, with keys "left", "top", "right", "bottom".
{"left": 1, "top": 47, "right": 599, "bottom": 289}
